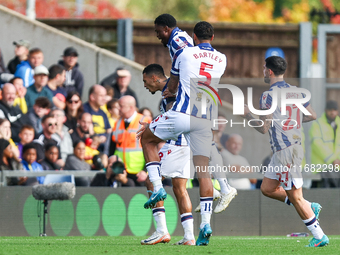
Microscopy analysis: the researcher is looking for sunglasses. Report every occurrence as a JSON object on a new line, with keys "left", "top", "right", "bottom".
{"left": 48, "top": 123, "right": 58, "bottom": 127}
{"left": 68, "top": 99, "right": 80, "bottom": 104}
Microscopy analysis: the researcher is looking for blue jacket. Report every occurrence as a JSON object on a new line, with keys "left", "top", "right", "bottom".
{"left": 14, "top": 61, "right": 34, "bottom": 88}
{"left": 22, "top": 160, "right": 45, "bottom": 184}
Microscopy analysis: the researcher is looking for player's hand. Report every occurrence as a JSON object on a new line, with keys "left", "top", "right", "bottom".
{"left": 242, "top": 104, "right": 251, "bottom": 118}
{"left": 162, "top": 88, "right": 176, "bottom": 99}
{"left": 136, "top": 121, "right": 149, "bottom": 140}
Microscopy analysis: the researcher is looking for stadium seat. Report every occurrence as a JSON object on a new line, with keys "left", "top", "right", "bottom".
{"left": 43, "top": 174, "right": 75, "bottom": 184}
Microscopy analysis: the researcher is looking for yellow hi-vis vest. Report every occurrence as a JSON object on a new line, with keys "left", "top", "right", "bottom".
{"left": 309, "top": 113, "right": 340, "bottom": 166}
{"left": 111, "top": 113, "right": 150, "bottom": 174}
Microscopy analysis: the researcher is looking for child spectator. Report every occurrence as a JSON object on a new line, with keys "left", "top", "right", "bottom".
{"left": 139, "top": 107, "right": 154, "bottom": 120}
{"left": 84, "top": 135, "right": 100, "bottom": 165}
{"left": 10, "top": 77, "right": 27, "bottom": 114}
{"left": 40, "top": 144, "right": 62, "bottom": 170}
{"left": 106, "top": 98, "right": 120, "bottom": 128}
{"left": 21, "top": 143, "right": 44, "bottom": 185}
{"left": 26, "top": 97, "right": 52, "bottom": 135}
{"left": 17, "top": 125, "right": 35, "bottom": 158}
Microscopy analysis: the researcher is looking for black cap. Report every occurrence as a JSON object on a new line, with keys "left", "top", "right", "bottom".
{"left": 326, "top": 100, "right": 338, "bottom": 110}
{"left": 63, "top": 47, "right": 78, "bottom": 57}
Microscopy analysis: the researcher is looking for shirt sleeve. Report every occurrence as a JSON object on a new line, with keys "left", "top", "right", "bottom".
{"left": 259, "top": 92, "right": 272, "bottom": 110}
{"left": 171, "top": 49, "right": 183, "bottom": 76}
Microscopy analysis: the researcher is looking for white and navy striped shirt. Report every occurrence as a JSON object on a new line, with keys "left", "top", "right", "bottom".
{"left": 260, "top": 81, "right": 309, "bottom": 153}
{"left": 167, "top": 27, "right": 193, "bottom": 61}
{"left": 170, "top": 43, "right": 227, "bottom": 119}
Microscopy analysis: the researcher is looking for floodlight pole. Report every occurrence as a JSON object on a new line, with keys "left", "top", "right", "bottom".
{"left": 26, "top": 0, "right": 36, "bottom": 20}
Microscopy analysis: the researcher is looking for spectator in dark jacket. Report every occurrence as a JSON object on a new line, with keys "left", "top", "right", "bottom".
{"left": 58, "top": 47, "right": 84, "bottom": 96}
{"left": 26, "top": 97, "right": 52, "bottom": 135}
{"left": 7, "top": 40, "right": 30, "bottom": 74}
{"left": 40, "top": 144, "right": 62, "bottom": 170}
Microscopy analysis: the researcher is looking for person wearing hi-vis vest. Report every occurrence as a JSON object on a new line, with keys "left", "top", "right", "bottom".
{"left": 110, "top": 95, "right": 151, "bottom": 186}
{"left": 309, "top": 100, "right": 340, "bottom": 188}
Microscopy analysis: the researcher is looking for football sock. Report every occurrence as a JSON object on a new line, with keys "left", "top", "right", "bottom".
{"left": 217, "top": 178, "right": 232, "bottom": 194}
{"left": 180, "top": 213, "right": 194, "bottom": 240}
{"left": 303, "top": 216, "right": 324, "bottom": 239}
{"left": 200, "top": 197, "right": 213, "bottom": 229}
{"left": 146, "top": 162, "right": 163, "bottom": 192}
{"left": 152, "top": 207, "right": 168, "bottom": 235}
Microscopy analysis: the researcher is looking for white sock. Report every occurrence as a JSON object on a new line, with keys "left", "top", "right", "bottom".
{"left": 303, "top": 216, "right": 324, "bottom": 239}
{"left": 200, "top": 197, "right": 213, "bottom": 229}
{"left": 181, "top": 213, "right": 194, "bottom": 240}
{"left": 146, "top": 162, "right": 163, "bottom": 192}
{"left": 217, "top": 178, "right": 231, "bottom": 194}
{"left": 152, "top": 207, "right": 168, "bottom": 235}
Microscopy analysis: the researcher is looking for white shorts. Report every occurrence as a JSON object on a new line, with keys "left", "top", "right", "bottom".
{"left": 264, "top": 144, "right": 304, "bottom": 190}
{"left": 150, "top": 110, "right": 212, "bottom": 157}
{"left": 159, "top": 143, "right": 193, "bottom": 179}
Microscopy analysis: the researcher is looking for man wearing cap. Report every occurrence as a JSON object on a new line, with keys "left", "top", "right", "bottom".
{"left": 7, "top": 40, "right": 30, "bottom": 74}
{"left": 100, "top": 67, "right": 139, "bottom": 107}
{"left": 14, "top": 48, "right": 45, "bottom": 88}
{"left": 25, "top": 66, "right": 53, "bottom": 110}
{"left": 309, "top": 100, "right": 340, "bottom": 188}
{"left": 58, "top": 47, "right": 84, "bottom": 96}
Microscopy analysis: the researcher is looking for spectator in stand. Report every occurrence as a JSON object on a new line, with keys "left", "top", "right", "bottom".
{"left": 83, "top": 84, "right": 111, "bottom": 144}
{"left": 101, "top": 68, "right": 139, "bottom": 107}
{"left": 64, "top": 91, "right": 83, "bottom": 132}
{"left": 10, "top": 77, "right": 27, "bottom": 114}
{"left": 64, "top": 140, "right": 91, "bottom": 187}
{"left": 26, "top": 97, "right": 52, "bottom": 135}
{"left": 51, "top": 108, "right": 73, "bottom": 163}
{"left": 84, "top": 135, "right": 100, "bottom": 165}
{"left": 139, "top": 107, "right": 154, "bottom": 120}
{"left": 14, "top": 48, "right": 44, "bottom": 88}
{"left": 21, "top": 143, "right": 44, "bottom": 185}
{"left": 58, "top": 47, "right": 84, "bottom": 96}
{"left": 110, "top": 95, "right": 149, "bottom": 186}
{"left": 40, "top": 144, "right": 62, "bottom": 171}
{"left": 0, "top": 118, "right": 20, "bottom": 160}
{"left": 17, "top": 125, "right": 35, "bottom": 159}
{"left": 7, "top": 40, "right": 30, "bottom": 74}
{"left": 0, "top": 83, "right": 28, "bottom": 143}
{"left": 221, "top": 134, "right": 257, "bottom": 190}
{"left": 70, "top": 112, "right": 94, "bottom": 144}
{"left": 106, "top": 98, "right": 120, "bottom": 128}
{"left": 33, "top": 114, "right": 61, "bottom": 162}
{"left": 0, "top": 138, "right": 26, "bottom": 186}
{"left": 25, "top": 66, "right": 53, "bottom": 110}
{"left": 46, "top": 64, "right": 67, "bottom": 110}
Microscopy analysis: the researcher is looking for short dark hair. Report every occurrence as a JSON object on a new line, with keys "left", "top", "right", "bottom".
{"left": 22, "top": 143, "right": 36, "bottom": 155}
{"left": 34, "top": 97, "right": 52, "bottom": 109}
{"left": 48, "top": 64, "right": 65, "bottom": 79}
{"left": 29, "top": 48, "right": 43, "bottom": 56}
{"left": 154, "top": 14, "right": 176, "bottom": 28}
{"left": 143, "top": 64, "right": 166, "bottom": 78}
{"left": 45, "top": 143, "right": 59, "bottom": 152}
{"left": 107, "top": 98, "right": 119, "bottom": 110}
{"left": 9, "top": 77, "right": 23, "bottom": 84}
{"left": 42, "top": 114, "right": 55, "bottom": 124}
{"left": 265, "top": 56, "right": 287, "bottom": 76}
{"left": 73, "top": 140, "right": 85, "bottom": 149}
{"left": 194, "top": 21, "right": 214, "bottom": 40}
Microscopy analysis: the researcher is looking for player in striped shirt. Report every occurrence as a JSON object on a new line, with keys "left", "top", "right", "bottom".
{"left": 155, "top": 13, "right": 237, "bottom": 214}
{"left": 243, "top": 56, "right": 328, "bottom": 247}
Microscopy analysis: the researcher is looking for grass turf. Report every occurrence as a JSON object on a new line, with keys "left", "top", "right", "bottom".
{"left": 0, "top": 236, "right": 338, "bottom": 255}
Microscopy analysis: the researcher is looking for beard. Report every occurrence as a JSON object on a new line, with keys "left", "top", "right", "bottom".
{"left": 264, "top": 77, "right": 270, "bottom": 84}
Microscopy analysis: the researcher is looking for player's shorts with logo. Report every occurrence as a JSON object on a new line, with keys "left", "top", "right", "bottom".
{"left": 158, "top": 143, "right": 194, "bottom": 179}
{"left": 264, "top": 144, "right": 303, "bottom": 190}
{"left": 149, "top": 110, "right": 212, "bottom": 158}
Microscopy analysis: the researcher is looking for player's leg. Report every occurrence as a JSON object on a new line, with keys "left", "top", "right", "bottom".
{"left": 260, "top": 177, "right": 286, "bottom": 202}
{"left": 141, "top": 127, "right": 167, "bottom": 208}
{"left": 209, "top": 141, "right": 237, "bottom": 213}
{"left": 172, "top": 178, "right": 195, "bottom": 245}
{"left": 285, "top": 186, "right": 328, "bottom": 247}
{"left": 141, "top": 176, "right": 170, "bottom": 245}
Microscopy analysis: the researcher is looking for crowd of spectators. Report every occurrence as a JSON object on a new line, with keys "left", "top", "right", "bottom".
{"left": 0, "top": 39, "right": 339, "bottom": 189}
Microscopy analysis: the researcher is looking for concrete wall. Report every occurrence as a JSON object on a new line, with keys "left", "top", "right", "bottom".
{"left": 0, "top": 187, "right": 339, "bottom": 236}
{"left": 0, "top": 6, "right": 160, "bottom": 113}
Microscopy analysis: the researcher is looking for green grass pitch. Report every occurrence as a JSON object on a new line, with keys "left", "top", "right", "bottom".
{"left": 0, "top": 236, "right": 338, "bottom": 255}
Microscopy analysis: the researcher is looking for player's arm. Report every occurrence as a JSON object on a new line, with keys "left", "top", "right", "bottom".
{"left": 243, "top": 104, "right": 272, "bottom": 134}
{"left": 165, "top": 73, "right": 179, "bottom": 97}
{"left": 302, "top": 104, "right": 317, "bottom": 123}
